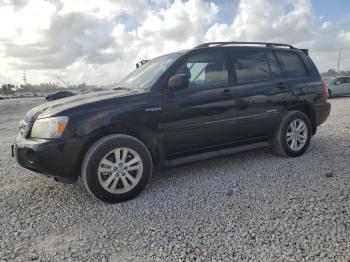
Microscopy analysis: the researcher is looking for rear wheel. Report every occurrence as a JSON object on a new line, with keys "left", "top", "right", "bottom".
{"left": 82, "top": 134, "right": 153, "bottom": 203}
{"left": 274, "top": 111, "right": 312, "bottom": 157}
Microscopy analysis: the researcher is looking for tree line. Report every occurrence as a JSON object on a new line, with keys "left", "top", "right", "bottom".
{"left": 0, "top": 82, "right": 99, "bottom": 95}
{"left": 1, "top": 84, "right": 16, "bottom": 95}
{"left": 321, "top": 69, "right": 350, "bottom": 77}
{"left": 1, "top": 68, "right": 349, "bottom": 95}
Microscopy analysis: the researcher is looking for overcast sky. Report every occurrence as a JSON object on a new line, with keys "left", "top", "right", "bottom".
{"left": 0, "top": 0, "right": 349, "bottom": 86}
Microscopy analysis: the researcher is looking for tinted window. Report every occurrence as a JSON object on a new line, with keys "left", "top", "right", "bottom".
{"left": 232, "top": 51, "right": 271, "bottom": 83}
{"left": 177, "top": 53, "right": 228, "bottom": 87}
{"left": 266, "top": 51, "right": 282, "bottom": 78}
{"left": 345, "top": 78, "right": 350, "bottom": 83}
{"left": 275, "top": 51, "right": 308, "bottom": 78}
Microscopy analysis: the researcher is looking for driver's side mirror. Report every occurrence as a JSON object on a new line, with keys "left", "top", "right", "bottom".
{"left": 168, "top": 74, "right": 189, "bottom": 91}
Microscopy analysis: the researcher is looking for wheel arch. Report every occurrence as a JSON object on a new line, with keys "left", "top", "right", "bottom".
{"left": 285, "top": 103, "right": 317, "bottom": 135}
{"left": 75, "top": 124, "right": 161, "bottom": 177}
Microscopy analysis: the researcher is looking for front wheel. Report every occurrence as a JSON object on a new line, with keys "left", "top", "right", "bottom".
{"left": 82, "top": 134, "right": 153, "bottom": 203}
{"left": 274, "top": 111, "right": 312, "bottom": 157}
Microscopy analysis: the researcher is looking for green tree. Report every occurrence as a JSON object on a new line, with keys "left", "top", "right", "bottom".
{"left": 326, "top": 69, "right": 337, "bottom": 76}
{"left": 1, "top": 84, "right": 15, "bottom": 95}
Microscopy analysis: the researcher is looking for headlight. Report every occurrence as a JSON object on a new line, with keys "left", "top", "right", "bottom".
{"left": 30, "top": 116, "right": 69, "bottom": 139}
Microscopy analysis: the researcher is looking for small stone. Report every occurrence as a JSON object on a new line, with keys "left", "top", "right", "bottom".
{"left": 225, "top": 190, "right": 234, "bottom": 197}
{"left": 325, "top": 172, "right": 334, "bottom": 178}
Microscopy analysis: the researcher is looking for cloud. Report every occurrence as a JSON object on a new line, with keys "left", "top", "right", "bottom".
{"left": 205, "top": 0, "right": 350, "bottom": 71}
{"left": 0, "top": 0, "right": 349, "bottom": 86}
{"left": 132, "top": 0, "right": 219, "bottom": 59}
{"left": 7, "top": 11, "right": 125, "bottom": 70}
{"left": 58, "top": 0, "right": 150, "bottom": 20}
{"left": 3, "top": 0, "right": 29, "bottom": 10}
{"left": 0, "top": 0, "right": 219, "bottom": 85}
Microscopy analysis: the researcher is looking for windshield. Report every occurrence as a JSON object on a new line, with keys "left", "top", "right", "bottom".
{"left": 116, "top": 53, "right": 181, "bottom": 91}
{"left": 326, "top": 78, "right": 336, "bottom": 84}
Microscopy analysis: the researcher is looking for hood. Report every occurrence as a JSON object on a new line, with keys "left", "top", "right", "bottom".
{"left": 25, "top": 89, "right": 137, "bottom": 121}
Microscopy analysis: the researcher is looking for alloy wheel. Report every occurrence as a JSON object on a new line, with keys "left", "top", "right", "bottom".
{"left": 286, "top": 119, "right": 308, "bottom": 151}
{"left": 97, "top": 147, "right": 143, "bottom": 194}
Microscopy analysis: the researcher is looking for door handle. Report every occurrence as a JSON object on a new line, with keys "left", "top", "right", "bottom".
{"left": 223, "top": 89, "right": 232, "bottom": 96}
{"left": 276, "top": 82, "right": 285, "bottom": 89}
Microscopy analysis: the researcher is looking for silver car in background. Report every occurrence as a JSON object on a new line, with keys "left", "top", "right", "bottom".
{"left": 327, "top": 77, "right": 350, "bottom": 98}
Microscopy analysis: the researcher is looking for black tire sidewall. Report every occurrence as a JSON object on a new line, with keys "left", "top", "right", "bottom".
{"left": 83, "top": 135, "right": 152, "bottom": 203}
{"left": 279, "top": 112, "right": 312, "bottom": 157}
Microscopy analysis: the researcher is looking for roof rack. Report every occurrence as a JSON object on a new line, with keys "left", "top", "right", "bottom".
{"left": 195, "top": 41, "right": 297, "bottom": 49}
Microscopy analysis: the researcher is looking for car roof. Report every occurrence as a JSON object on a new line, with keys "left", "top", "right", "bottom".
{"left": 147, "top": 41, "right": 307, "bottom": 63}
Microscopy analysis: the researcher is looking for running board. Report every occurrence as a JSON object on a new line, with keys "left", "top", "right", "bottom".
{"left": 164, "top": 141, "right": 273, "bottom": 167}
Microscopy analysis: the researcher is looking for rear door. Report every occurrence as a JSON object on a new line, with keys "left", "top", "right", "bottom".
{"left": 161, "top": 50, "right": 238, "bottom": 156}
{"left": 232, "top": 49, "right": 288, "bottom": 140}
{"left": 338, "top": 77, "right": 350, "bottom": 95}
{"left": 344, "top": 77, "right": 350, "bottom": 95}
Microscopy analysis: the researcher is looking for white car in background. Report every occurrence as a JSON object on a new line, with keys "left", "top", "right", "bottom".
{"left": 327, "top": 77, "right": 350, "bottom": 98}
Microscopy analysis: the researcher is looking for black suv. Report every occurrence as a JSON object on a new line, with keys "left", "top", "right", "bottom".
{"left": 13, "top": 42, "right": 331, "bottom": 203}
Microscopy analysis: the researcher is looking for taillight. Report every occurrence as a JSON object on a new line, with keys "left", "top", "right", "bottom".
{"left": 322, "top": 80, "right": 329, "bottom": 101}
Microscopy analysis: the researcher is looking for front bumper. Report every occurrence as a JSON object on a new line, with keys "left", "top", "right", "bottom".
{"left": 13, "top": 134, "right": 84, "bottom": 183}
{"left": 314, "top": 102, "right": 331, "bottom": 126}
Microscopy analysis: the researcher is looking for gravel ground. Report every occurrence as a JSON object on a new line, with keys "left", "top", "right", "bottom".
{"left": 0, "top": 97, "right": 350, "bottom": 261}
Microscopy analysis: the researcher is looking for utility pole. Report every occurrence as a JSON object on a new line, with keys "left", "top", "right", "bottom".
{"left": 22, "top": 71, "right": 27, "bottom": 87}
{"left": 337, "top": 51, "right": 341, "bottom": 74}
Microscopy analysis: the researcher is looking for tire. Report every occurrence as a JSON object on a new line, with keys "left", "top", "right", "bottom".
{"left": 82, "top": 134, "right": 153, "bottom": 203}
{"left": 274, "top": 111, "right": 312, "bottom": 157}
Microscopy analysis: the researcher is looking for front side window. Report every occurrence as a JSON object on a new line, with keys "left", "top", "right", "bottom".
{"left": 232, "top": 51, "right": 272, "bottom": 83}
{"left": 176, "top": 53, "right": 228, "bottom": 88}
{"left": 275, "top": 51, "right": 308, "bottom": 78}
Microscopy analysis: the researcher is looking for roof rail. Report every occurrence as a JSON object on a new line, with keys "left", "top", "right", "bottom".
{"left": 195, "top": 41, "right": 297, "bottom": 49}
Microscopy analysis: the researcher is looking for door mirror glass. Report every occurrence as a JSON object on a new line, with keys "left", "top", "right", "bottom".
{"left": 168, "top": 74, "right": 189, "bottom": 91}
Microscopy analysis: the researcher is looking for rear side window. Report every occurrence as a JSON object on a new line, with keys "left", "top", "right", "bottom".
{"left": 176, "top": 53, "right": 228, "bottom": 88}
{"left": 275, "top": 51, "right": 308, "bottom": 78}
{"left": 266, "top": 51, "right": 282, "bottom": 78}
{"left": 232, "top": 51, "right": 271, "bottom": 83}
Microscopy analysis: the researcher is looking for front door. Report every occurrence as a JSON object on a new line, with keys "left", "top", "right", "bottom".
{"left": 161, "top": 51, "right": 238, "bottom": 156}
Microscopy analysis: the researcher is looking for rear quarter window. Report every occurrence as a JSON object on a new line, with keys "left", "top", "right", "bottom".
{"left": 275, "top": 51, "right": 309, "bottom": 78}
